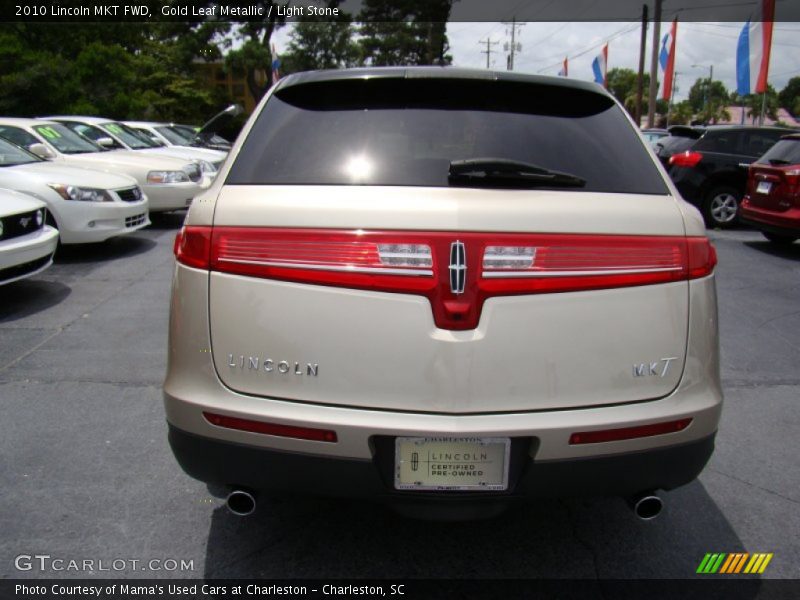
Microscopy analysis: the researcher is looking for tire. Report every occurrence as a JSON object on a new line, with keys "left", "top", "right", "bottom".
{"left": 703, "top": 186, "right": 741, "bottom": 229}
{"left": 763, "top": 232, "right": 798, "bottom": 246}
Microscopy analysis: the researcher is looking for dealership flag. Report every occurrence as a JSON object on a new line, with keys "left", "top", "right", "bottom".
{"left": 659, "top": 19, "right": 678, "bottom": 101}
{"left": 592, "top": 44, "right": 608, "bottom": 87}
{"left": 558, "top": 57, "right": 568, "bottom": 77}
{"left": 736, "top": 0, "right": 775, "bottom": 95}
{"left": 271, "top": 43, "right": 281, "bottom": 83}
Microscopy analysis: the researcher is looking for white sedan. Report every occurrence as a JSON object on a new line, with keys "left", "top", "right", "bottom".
{"left": 44, "top": 116, "right": 225, "bottom": 178}
{"left": 124, "top": 120, "right": 228, "bottom": 166}
{"left": 0, "top": 118, "right": 209, "bottom": 212}
{"left": 0, "top": 137, "right": 149, "bottom": 244}
{"left": 0, "top": 188, "right": 59, "bottom": 285}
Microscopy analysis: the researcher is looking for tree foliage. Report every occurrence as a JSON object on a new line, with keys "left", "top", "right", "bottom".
{"left": 0, "top": 23, "right": 225, "bottom": 121}
{"left": 281, "top": 17, "right": 361, "bottom": 73}
{"left": 732, "top": 84, "right": 780, "bottom": 124}
{"left": 606, "top": 68, "right": 650, "bottom": 119}
{"left": 357, "top": 0, "right": 453, "bottom": 66}
{"left": 779, "top": 76, "right": 800, "bottom": 116}
{"left": 687, "top": 78, "right": 729, "bottom": 114}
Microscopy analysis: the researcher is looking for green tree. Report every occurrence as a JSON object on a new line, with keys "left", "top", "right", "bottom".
{"left": 357, "top": 0, "right": 454, "bottom": 66}
{"left": 281, "top": 17, "right": 361, "bottom": 73}
{"left": 0, "top": 23, "right": 226, "bottom": 121}
{"left": 778, "top": 76, "right": 800, "bottom": 116}
{"left": 221, "top": 0, "right": 343, "bottom": 103}
{"left": 733, "top": 84, "right": 780, "bottom": 124}
{"left": 607, "top": 68, "right": 651, "bottom": 119}
{"left": 687, "top": 78, "right": 729, "bottom": 114}
{"left": 667, "top": 100, "right": 694, "bottom": 126}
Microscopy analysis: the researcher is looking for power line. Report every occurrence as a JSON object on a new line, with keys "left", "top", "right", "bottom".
{"left": 535, "top": 22, "right": 640, "bottom": 73}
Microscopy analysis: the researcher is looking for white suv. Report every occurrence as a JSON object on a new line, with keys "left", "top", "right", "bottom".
{"left": 164, "top": 68, "right": 722, "bottom": 520}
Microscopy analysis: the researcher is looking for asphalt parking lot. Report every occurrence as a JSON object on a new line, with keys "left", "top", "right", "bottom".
{"left": 1, "top": 215, "right": 798, "bottom": 582}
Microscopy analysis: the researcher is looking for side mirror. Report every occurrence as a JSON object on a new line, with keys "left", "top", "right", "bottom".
{"left": 28, "top": 143, "right": 55, "bottom": 159}
{"left": 96, "top": 137, "right": 116, "bottom": 148}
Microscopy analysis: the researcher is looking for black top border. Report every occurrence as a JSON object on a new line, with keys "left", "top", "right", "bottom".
{"left": 4, "top": 0, "right": 800, "bottom": 23}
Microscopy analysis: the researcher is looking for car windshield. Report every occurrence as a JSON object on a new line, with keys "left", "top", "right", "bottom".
{"left": 166, "top": 125, "right": 196, "bottom": 143}
{"left": 0, "top": 136, "right": 42, "bottom": 166}
{"left": 102, "top": 122, "right": 159, "bottom": 149}
{"left": 172, "top": 124, "right": 229, "bottom": 146}
{"left": 155, "top": 126, "right": 190, "bottom": 145}
{"left": 227, "top": 78, "right": 667, "bottom": 194}
{"left": 756, "top": 138, "right": 800, "bottom": 165}
{"left": 31, "top": 123, "right": 104, "bottom": 154}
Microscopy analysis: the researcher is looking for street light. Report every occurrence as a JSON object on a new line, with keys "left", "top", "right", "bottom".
{"left": 691, "top": 64, "right": 714, "bottom": 114}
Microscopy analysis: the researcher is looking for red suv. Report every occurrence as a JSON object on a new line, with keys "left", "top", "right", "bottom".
{"left": 741, "top": 134, "right": 800, "bottom": 245}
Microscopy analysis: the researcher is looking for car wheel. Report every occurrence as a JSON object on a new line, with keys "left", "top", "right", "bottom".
{"left": 703, "top": 186, "right": 741, "bottom": 229}
{"left": 763, "top": 232, "right": 798, "bottom": 246}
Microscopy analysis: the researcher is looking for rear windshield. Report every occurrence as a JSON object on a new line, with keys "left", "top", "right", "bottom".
{"left": 756, "top": 138, "right": 800, "bottom": 165}
{"left": 227, "top": 78, "right": 668, "bottom": 194}
{"left": 655, "top": 135, "right": 697, "bottom": 157}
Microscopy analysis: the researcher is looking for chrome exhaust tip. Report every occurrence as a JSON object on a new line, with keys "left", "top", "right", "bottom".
{"left": 226, "top": 489, "right": 257, "bottom": 516}
{"left": 628, "top": 492, "right": 663, "bottom": 521}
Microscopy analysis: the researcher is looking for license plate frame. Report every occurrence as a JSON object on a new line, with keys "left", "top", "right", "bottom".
{"left": 756, "top": 181, "right": 772, "bottom": 195}
{"left": 394, "top": 436, "right": 511, "bottom": 492}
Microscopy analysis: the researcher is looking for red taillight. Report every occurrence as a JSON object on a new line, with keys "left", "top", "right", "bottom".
{"left": 174, "top": 226, "right": 212, "bottom": 269}
{"left": 210, "top": 228, "right": 436, "bottom": 295}
{"left": 785, "top": 168, "right": 800, "bottom": 194}
{"left": 687, "top": 237, "right": 717, "bottom": 278}
{"left": 203, "top": 412, "right": 337, "bottom": 443}
{"left": 669, "top": 151, "right": 703, "bottom": 168}
{"left": 199, "top": 228, "right": 716, "bottom": 330}
{"left": 569, "top": 418, "right": 692, "bottom": 444}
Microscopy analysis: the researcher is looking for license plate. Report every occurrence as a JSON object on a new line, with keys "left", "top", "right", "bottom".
{"left": 756, "top": 181, "right": 772, "bottom": 194}
{"left": 394, "top": 437, "right": 510, "bottom": 491}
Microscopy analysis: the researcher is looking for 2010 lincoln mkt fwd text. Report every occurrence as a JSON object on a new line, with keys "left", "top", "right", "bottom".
{"left": 163, "top": 68, "right": 721, "bottom": 520}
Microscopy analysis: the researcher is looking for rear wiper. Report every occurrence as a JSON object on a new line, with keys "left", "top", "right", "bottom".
{"left": 448, "top": 158, "right": 586, "bottom": 188}
{"left": 768, "top": 158, "right": 791, "bottom": 166}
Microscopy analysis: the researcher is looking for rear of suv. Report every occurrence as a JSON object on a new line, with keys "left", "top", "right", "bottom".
{"left": 741, "top": 134, "right": 800, "bottom": 245}
{"left": 666, "top": 125, "right": 790, "bottom": 228}
{"left": 164, "top": 68, "right": 722, "bottom": 519}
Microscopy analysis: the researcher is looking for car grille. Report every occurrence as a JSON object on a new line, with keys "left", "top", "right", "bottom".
{"left": 184, "top": 164, "right": 201, "bottom": 182}
{"left": 0, "top": 254, "right": 52, "bottom": 284}
{"left": 125, "top": 213, "right": 147, "bottom": 228}
{"left": 0, "top": 209, "right": 44, "bottom": 242}
{"left": 116, "top": 187, "right": 143, "bottom": 202}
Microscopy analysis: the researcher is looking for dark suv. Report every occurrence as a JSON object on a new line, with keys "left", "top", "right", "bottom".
{"left": 664, "top": 126, "right": 792, "bottom": 228}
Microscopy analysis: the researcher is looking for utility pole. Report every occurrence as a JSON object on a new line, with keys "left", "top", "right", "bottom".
{"left": 635, "top": 3, "right": 649, "bottom": 126}
{"left": 479, "top": 38, "right": 499, "bottom": 69}
{"left": 647, "top": 0, "right": 662, "bottom": 128}
{"left": 502, "top": 18, "right": 525, "bottom": 71}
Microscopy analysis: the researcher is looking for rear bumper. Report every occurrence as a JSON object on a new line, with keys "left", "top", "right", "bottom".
{"left": 740, "top": 200, "right": 800, "bottom": 236}
{"left": 169, "top": 424, "right": 715, "bottom": 507}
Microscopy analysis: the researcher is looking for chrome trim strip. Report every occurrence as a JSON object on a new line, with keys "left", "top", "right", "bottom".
{"left": 481, "top": 266, "right": 683, "bottom": 278}
{"left": 217, "top": 257, "right": 433, "bottom": 277}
